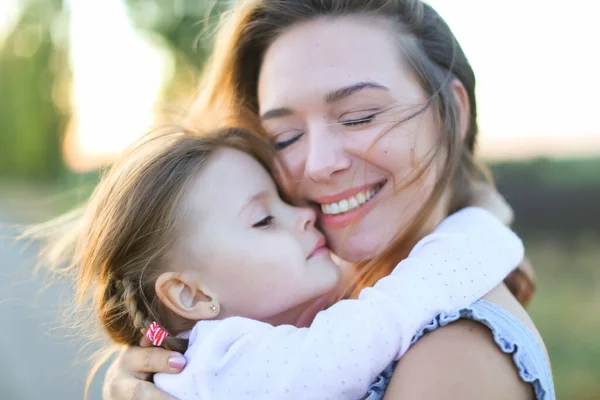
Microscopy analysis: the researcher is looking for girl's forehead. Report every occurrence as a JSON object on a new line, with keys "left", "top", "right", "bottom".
{"left": 183, "top": 148, "right": 276, "bottom": 214}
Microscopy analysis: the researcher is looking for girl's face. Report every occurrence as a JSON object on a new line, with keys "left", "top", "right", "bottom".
{"left": 175, "top": 148, "right": 340, "bottom": 326}
{"left": 258, "top": 17, "right": 448, "bottom": 262}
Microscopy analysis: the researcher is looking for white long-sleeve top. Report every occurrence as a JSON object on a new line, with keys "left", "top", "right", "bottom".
{"left": 155, "top": 207, "right": 524, "bottom": 400}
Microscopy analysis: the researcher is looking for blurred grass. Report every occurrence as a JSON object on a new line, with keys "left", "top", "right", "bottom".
{"left": 526, "top": 237, "right": 600, "bottom": 400}
{"left": 0, "top": 173, "right": 99, "bottom": 223}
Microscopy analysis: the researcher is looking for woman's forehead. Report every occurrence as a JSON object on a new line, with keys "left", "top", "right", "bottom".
{"left": 257, "top": 17, "right": 407, "bottom": 108}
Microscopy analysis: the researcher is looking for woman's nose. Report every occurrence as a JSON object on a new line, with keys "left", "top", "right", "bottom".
{"left": 305, "top": 130, "right": 351, "bottom": 182}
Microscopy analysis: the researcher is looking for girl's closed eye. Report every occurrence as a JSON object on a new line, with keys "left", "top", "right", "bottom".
{"left": 253, "top": 215, "right": 274, "bottom": 228}
{"left": 272, "top": 131, "right": 304, "bottom": 151}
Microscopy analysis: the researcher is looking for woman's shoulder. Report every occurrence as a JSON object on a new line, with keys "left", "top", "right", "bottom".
{"left": 381, "top": 284, "right": 554, "bottom": 400}
{"left": 481, "top": 284, "right": 548, "bottom": 359}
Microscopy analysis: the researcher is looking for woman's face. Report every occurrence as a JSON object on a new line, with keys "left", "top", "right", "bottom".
{"left": 258, "top": 16, "right": 447, "bottom": 262}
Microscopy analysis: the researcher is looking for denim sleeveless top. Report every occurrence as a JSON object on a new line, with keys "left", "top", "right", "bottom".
{"left": 364, "top": 300, "right": 555, "bottom": 400}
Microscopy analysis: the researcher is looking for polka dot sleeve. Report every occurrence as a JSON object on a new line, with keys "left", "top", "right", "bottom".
{"left": 154, "top": 207, "right": 524, "bottom": 400}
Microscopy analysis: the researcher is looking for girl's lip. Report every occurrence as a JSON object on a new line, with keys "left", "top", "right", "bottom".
{"left": 318, "top": 181, "right": 387, "bottom": 229}
{"left": 308, "top": 236, "right": 328, "bottom": 259}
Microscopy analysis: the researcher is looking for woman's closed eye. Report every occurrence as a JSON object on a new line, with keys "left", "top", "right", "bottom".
{"left": 270, "top": 109, "right": 383, "bottom": 150}
{"left": 340, "top": 112, "right": 378, "bottom": 127}
{"left": 253, "top": 215, "right": 274, "bottom": 228}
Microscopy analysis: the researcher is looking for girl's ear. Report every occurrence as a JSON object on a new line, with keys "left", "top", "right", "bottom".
{"left": 155, "top": 271, "right": 220, "bottom": 320}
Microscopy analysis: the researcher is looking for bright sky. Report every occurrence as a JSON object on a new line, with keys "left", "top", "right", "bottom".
{"left": 2, "top": 0, "right": 600, "bottom": 168}
{"left": 428, "top": 0, "right": 600, "bottom": 159}
{"left": 63, "top": 0, "right": 171, "bottom": 170}
{"left": 0, "top": 1, "right": 20, "bottom": 47}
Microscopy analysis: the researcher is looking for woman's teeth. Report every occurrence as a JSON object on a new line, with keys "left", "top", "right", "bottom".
{"left": 320, "top": 185, "right": 383, "bottom": 215}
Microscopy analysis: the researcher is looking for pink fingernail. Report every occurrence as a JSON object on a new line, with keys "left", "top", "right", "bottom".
{"left": 168, "top": 355, "right": 186, "bottom": 369}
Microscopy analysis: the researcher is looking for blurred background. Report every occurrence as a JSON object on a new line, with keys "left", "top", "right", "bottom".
{"left": 0, "top": 0, "right": 598, "bottom": 399}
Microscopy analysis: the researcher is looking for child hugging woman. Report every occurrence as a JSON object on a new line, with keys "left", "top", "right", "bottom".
{"left": 32, "top": 126, "right": 523, "bottom": 399}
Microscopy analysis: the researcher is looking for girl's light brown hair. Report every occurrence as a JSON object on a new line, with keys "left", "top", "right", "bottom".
{"left": 185, "top": 0, "right": 534, "bottom": 305}
{"left": 26, "top": 124, "right": 275, "bottom": 395}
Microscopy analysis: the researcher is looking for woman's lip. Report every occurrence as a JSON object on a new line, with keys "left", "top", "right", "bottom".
{"left": 318, "top": 181, "right": 386, "bottom": 229}
{"left": 313, "top": 180, "right": 386, "bottom": 205}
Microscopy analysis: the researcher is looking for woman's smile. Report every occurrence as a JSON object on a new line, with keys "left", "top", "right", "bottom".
{"left": 315, "top": 180, "right": 388, "bottom": 229}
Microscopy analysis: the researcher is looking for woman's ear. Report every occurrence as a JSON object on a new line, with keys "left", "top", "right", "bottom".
{"left": 451, "top": 79, "right": 470, "bottom": 141}
{"left": 155, "top": 271, "right": 220, "bottom": 321}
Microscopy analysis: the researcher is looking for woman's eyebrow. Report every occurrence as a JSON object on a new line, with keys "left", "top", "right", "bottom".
{"left": 260, "top": 82, "right": 389, "bottom": 120}
{"left": 325, "top": 81, "right": 389, "bottom": 104}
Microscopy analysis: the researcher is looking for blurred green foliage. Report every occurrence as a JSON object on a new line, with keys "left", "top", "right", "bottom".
{"left": 527, "top": 240, "right": 600, "bottom": 400}
{"left": 492, "top": 157, "right": 600, "bottom": 188}
{"left": 0, "top": 0, "right": 68, "bottom": 180}
{"left": 123, "top": 0, "right": 232, "bottom": 104}
{"left": 124, "top": 0, "right": 230, "bottom": 70}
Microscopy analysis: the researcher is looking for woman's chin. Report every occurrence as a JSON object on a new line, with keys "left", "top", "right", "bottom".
{"left": 328, "top": 233, "right": 384, "bottom": 263}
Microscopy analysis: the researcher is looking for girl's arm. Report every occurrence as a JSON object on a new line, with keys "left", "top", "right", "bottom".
{"left": 154, "top": 207, "right": 524, "bottom": 400}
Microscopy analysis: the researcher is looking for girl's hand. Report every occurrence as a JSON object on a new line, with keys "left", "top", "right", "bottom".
{"left": 472, "top": 184, "right": 514, "bottom": 226}
{"left": 472, "top": 184, "right": 536, "bottom": 306}
{"left": 103, "top": 338, "right": 186, "bottom": 400}
{"left": 504, "top": 256, "right": 536, "bottom": 307}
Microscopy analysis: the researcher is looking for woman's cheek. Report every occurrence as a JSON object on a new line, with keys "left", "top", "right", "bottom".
{"left": 273, "top": 154, "right": 304, "bottom": 199}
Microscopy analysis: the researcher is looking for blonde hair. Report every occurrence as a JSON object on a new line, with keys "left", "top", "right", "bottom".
{"left": 25, "top": 124, "right": 275, "bottom": 395}
{"left": 184, "top": 0, "right": 534, "bottom": 304}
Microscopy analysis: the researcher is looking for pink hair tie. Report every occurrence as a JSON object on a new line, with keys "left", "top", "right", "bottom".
{"left": 146, "top": 321, "right": 168, "bottom": 347}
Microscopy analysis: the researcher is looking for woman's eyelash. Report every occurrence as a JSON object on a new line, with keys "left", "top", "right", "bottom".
{"left": 271, "top": 111, "right": 380, "bottom": 151}
{"left": 253, "top": 215, "right": 274, "bottom": 228}
{"left": 341, "top": 113, "right": 378, "bottom": 127}
{"left": 273, "top": 133, "right": 303, "bottom": 151}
